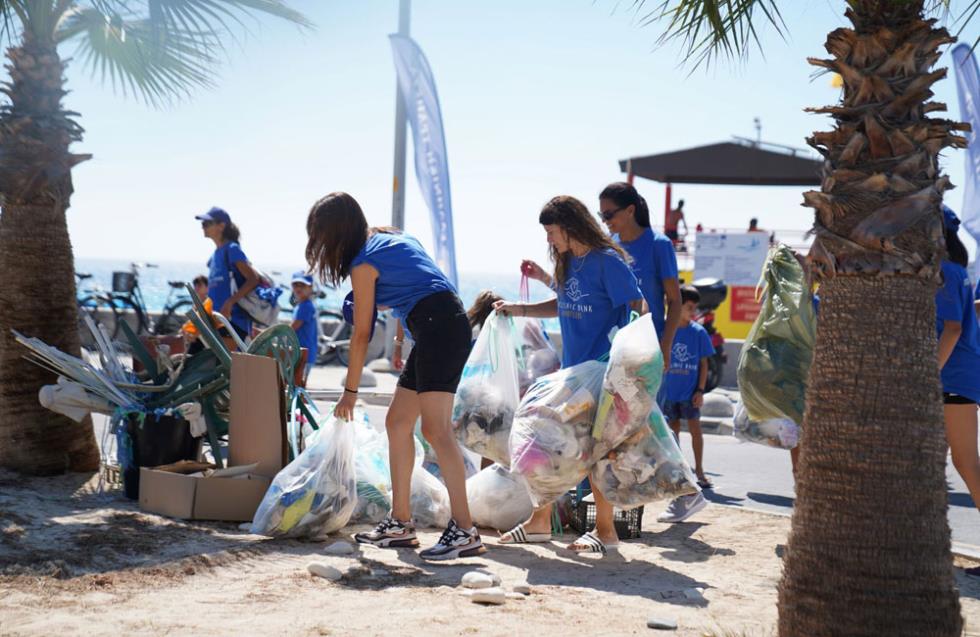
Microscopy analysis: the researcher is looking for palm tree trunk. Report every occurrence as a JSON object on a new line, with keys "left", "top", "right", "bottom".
{"left": 778, "top": 1, "right": 967, "bottom": 634}
{"left": 0, "top": 36, "right": 98, "bottom": 474}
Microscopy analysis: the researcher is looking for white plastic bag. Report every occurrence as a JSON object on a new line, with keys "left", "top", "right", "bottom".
{"left": 250, "top": 416, "right": 357, "bottom": 538}
{"left": 351, "top": 420, "right": 394, "bottom": 524}
{"left": 592, "top": 315, "right": 664, "bottom": 457}
{"left": 591, "top": 402, "right": 699, "bottom": 509}
{"left": 733, "top": 402, "right": 799, "bottom": 449}
{"left": 453, "top": 313, "right": 522, "bottom": 466}
{"left": 516, "top": 319, "right": 561, "bottom": 397}
{"left": 466, "top": 463, "right": 533, "bottom": 531}
{"left": 509, "top": 360, "right": 606, "bottom": 506}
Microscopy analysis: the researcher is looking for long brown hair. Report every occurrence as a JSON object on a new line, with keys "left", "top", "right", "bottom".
{"left": 306, "top": 192, "right": 371, "bottom": 286}
{"left": 538, "top": 195, "right": 628, "bottom": 287}
{"left": 467, "top": 290, "right": 503, "bottom": 329}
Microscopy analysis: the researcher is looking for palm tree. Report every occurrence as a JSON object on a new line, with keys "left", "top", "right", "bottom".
{"left": 636, "top": 0, "right": 975, "bottom": 634}
{"left": 0, "top": 1, "right": 310, "bottom": 475}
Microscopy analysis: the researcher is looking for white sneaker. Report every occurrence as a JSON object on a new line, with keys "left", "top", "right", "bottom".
{"left": 657, "top": 492, "right": 707, "bottom": 523}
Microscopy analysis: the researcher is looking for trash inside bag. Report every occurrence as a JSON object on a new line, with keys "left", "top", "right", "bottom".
{"left": 251, "top": 416, "right": 357, "bottom": 538}
{"left": 592, "top": 315, "right": 664, "bottom": 456}
{"left": 467, "top": 463, "right": 533, "bottom": 531}
{"left": 417, "top": 419, "right": 480, "bottom": 481}
{"left": 591, "top": 403, "right": 699, "bottom": 509}
{"left": 516, "top": 319, "right": 561, "bottom": 397}
{"left": 453, "top": 313, "right": 522, "bottom": 467}
{"left": 411, "top": 464, "right": 451, "bottom": 528}
{"left": 733, "top": 402, "right": 799, "bottom": 450}
{"left": 351, "top": 420, "right": 395, "bottom": 524}
{"left": 736, "top": 245, "right": 815, "bottom": 445}
{"left": 509, "top": 360, "right": 606, "bottom": 506}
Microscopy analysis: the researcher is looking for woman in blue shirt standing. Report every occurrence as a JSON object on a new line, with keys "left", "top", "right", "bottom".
{"left": 496, "top": 195, "right": 643, "bottom": 555}
{"left": 306, "top": 192, "right": 481, "bottom": 561}
{"left": 937, "top": 207, "right": 980, "bottom": 514}
{"left": 196, "top": 207, "right": 260, "bottom": 345}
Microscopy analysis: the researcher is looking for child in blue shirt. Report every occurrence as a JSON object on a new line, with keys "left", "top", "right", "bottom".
{"left": 290, "top": 272, "right": 319, "bottom": 386}
{"left": 661, "top": 285, "right": 715, "bottom": 493}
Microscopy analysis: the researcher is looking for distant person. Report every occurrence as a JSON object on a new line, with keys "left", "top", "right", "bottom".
{"left": 182, "top": 275, "right": 211, "bottom": 354}
{"left": 748, "top": 217, "right": 764, "bottom": 233}
{"left": 306, "top": 192, "right": 481, "bottom": 561}
{"left": 665, "top": 199, "right": 688, "bottom": 243}
{"left": 290, "top": 272, "right": 319, "bottom": 386}
{"left": 659, "top": 286, "right": 715, "bottom": 516}
{"left": 196, "top": 207, "right": 260, "bottom": 347}
{"left": 936, "top": 207, "right": 980, "bottom": 519}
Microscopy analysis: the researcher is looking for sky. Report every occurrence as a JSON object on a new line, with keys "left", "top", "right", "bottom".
{"left": 60, "top": 0, "right": 977, "bottom": 275}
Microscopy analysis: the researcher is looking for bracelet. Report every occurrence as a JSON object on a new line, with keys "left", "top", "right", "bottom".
{"left": 694, "top": 388, "right": 704, "bottom": 394}
{"left": 344, "top": 387, "right": 358, "bottom": 394}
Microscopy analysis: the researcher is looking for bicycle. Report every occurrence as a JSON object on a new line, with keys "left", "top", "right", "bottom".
{"left": 76, "top": 272, "right": 116, "bottom": 350}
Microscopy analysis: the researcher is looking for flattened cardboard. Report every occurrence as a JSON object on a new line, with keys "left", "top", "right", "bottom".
{"left": 139, "top": 352, "right": 286, "bottom": 521}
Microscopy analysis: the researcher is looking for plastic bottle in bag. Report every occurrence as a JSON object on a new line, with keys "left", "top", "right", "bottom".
{"left": 509, "top": 360, "right": 606, "bottom": 506}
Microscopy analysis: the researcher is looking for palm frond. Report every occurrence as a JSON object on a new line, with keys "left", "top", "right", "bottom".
{"left": 58, "top": 6, "right": 218, "bottom": 107}
{"left": 147, "top": 0, "right": 312, "bottom": 41}
{"left": 0, "top": 2, "right": 25, "bottom": 49}
{"left": 951, "top": 0, "right": 979, "bottom": 50}
{"left": 628, "top": 0, "right": 787, "bottom": 69}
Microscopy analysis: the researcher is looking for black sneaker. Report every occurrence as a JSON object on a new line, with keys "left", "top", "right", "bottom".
{"left": 419, "top": 519, "right": 485, "bottom": 561}
{"left": 354, "top": 515, "right": 419, "bottom": 548}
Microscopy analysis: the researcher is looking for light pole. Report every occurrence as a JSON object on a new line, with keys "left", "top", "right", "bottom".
{"left": 391, "top": 0, "right": 411, "bottom": 229}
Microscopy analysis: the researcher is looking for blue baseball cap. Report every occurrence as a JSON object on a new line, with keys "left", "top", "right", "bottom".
{"left": 291, "top": 271, "right": 314, "bottom": 286}
{"left": 342, "top": 291, "right": 379, "bottom": 339}
{"left": 943, "top": 205, "right": 960, "bottom": 231}
{"left": 195, "top": 206, "right": 231, "bottom": 225}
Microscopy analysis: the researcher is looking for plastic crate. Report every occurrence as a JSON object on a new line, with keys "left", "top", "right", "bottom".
{"left": 112, "top": 271, "right": 136, "bottom": 293}
{"left": 568, "top": 489, "right": 643, "bottom": 539}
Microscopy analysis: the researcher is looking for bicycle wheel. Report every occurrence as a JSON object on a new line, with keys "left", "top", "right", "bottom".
{"left": 155, "top": 299, "right": 193, "bottom": 335}
{"left": 318, "top": 310, "right": 347, "bottom": 365}
{"left": 77, "top": 295, "right": 118, "bottom": 350}
{"left": 111, "top": 295, "right": 148, "bottom": 341}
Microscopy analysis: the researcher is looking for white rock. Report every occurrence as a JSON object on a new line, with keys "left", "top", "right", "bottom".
{"left": 324, "top": 541, "right": 355, "bottom": 556}
{"left": 683, "top": 587, "right": 706, "bottom": 602}
{"left": 646, "top": 616, "right": 677, "bottom": 630}
{"left": 461, "top": 571, "right": 496, "bottom": 589}
{"left": 512, "top": 584, "right": 532, "bottom": 595}
{"left": 307, "top": 562, "right": 342, "bottom": 581}
{"left": 468, "top": 587, "right": 506, "bottom": 605}
{"left": 701, "top": 393, "right": 734, "bottom": 418}
{"left": 505, "top": 592, "right": 527, "bottom": 600}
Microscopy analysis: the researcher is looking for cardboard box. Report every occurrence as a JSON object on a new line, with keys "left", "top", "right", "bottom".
{"left": 139, "top": 353, "right": 287, "bottom": 521}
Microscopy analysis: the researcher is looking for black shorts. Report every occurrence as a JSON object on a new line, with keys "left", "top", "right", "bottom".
{"left": 398, "top": 291, "right": 472, "bottom": 394}
{"left": 944, "top": 393, "right": 977, "bottom": 405}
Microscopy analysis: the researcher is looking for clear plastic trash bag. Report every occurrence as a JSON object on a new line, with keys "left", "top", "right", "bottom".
{"left": 411, "top": 463, "right": 451, "bottom": 528}
{"left": 591, "top": 403, "right": 699, "bottom": 509}
{"left": 733, "top": 402, "right": 799, "bottom": 450}
{"left": 251, "top": 415, "right": 357, "bottom": 538}
{"left": 592, "top": 314, "right": 664, "bottom": 457}
{"left": 509, "top": 360, "right": 606, "bottom": 506}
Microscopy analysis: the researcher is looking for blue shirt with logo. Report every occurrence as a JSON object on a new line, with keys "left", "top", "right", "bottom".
{"left": 556, "top": 249, "right": 642, "bottom": 367}
{"left": 207, "top": 241, "right": 251, "bottom": 332}
{"left": 292, "top": 299, "right": 319, "bottom": 363}
{"left": 615, "top": 228, "right": 678, "bottom": 338}
{"left": 661, "top": 321, "right": 715, "bottom": 403}
{"left": 350, "top": 232, "right": 455, "bottom": 320}
{"left": 937, "top": 260, "right": 980, "bottom": 403}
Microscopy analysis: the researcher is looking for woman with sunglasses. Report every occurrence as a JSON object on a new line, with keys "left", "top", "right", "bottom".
{"left": 306, "top": 192, "right": 481, "bottom": 561}
{"left": 195, "top": 207, "right": 260, "bottom": 345}
{"left": 496, "top": 195, "right": 643, "bottom": 555}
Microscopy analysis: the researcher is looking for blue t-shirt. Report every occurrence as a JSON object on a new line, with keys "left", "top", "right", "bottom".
{"left": 615, "top": 228, "right": 678, "bottom": 338}
{"left": 556, "top": 249, "right": 642, "bottom": 367}
{"left": 292, "top": 299, "right": 319, "bottom": 363}
{"left": 350, "top": 232, "right": 455, "bottom": 320}
{"left": 937, "top": 260, "right": 980, "bottom": 402}
{"left": 661, "top": 321, "right": 715, "bottom": 403}
{"left": 207, "top": 241, "right": 250, "bottom": 332}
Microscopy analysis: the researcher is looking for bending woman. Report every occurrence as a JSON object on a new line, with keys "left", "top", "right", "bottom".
{"left": 306, "top": 192, "right": 482, "bottom": 561}
{"left": 496, "top": 195, "right": 643, "bottom": 555}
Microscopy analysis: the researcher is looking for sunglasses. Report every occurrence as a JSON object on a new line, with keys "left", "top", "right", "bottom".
{"left": 201, "top": 220, "right": 215, "bottom": 228}
{"left": 599, "top": 206, "right": 625, "bottom": 221}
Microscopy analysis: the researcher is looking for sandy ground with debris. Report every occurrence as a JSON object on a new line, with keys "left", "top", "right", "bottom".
{"left": 2, "top": 471, "right": 980, "bottom": 637}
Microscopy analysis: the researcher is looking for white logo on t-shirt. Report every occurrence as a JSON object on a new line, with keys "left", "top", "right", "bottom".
{"left": 565, "top": 277, "right": 590, "bottom": 302}
{"left": 672, "top": 342, "right": 695, "bottom": 364}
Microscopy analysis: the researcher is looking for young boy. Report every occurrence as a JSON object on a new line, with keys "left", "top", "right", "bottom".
{"left": 290, "top": 272, "right": 319, "bottom": 386}
{"left": 182, "top": 275, "right": 211, "bottom": 354}
{"left": 657, "top": 285, "right": 715, "bottom": 523}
